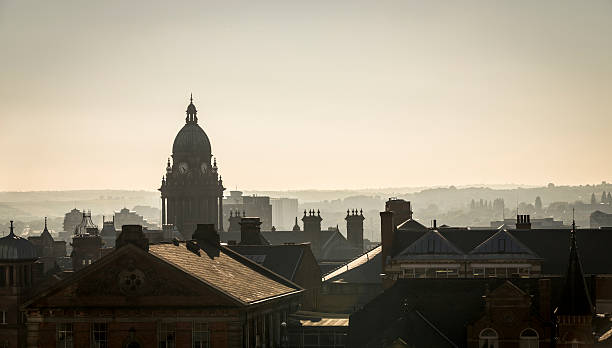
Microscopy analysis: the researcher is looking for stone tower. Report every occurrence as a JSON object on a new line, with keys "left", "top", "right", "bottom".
{"left": 346, "top": 209, "right": 365, "bottom": 251}
{"left": 71, "top": 211, "right": 102, "bottom": 271}
{"left": 159, "top": 96, "right": 225, "bottom": 238}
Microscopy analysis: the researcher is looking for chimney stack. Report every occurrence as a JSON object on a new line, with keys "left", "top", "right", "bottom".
{"left": 380, "top": 211, "right": 394, "bottom": 270}
{"left": 346, "top": 209, "right": 365, "bottom": 251}
{"left": 116, "top": 225, "right": 149, "bottom": 251}
{"left": 384, "top": 199, "right": 412, "bottom": 227}
{"left": 192, "top": 224, "right": 220, "bottom": 247}
{"left": 516, "top": 214, "right": 531, "bottom": 230}
{"left": 302, "top": 209, "right": 323, "bottom": 258}
{"left": 239, "top": 217, "right": 264, "bottom": 245}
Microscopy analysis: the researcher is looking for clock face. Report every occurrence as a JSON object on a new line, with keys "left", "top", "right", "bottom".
{"left": 177, "top": 162, "right": 189, "bottom": 174}
{"left": 200, "top": 162, "right": 208, "bottom": 174}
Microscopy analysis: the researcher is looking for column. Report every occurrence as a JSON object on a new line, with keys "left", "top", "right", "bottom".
{"left": 218, "top": 195, "right": 224, "bottom": 232}
{"left": 161, "top": 197, "right": 166, "bottom": 225}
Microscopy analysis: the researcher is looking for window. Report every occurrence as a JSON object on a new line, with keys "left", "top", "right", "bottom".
{"left": 57, "top": 323, "right": 73, "bottom": 348}
{"left": 192, "top": 322, "right": 210, "bottom": 348}
{"left": 479, "top": 328, "right": 498, "bottom": 348}
{"left": 92, "top": 323, "right": 108, "bottom": 348}
{"left": 520, "top": 328, "right": 539, "bottom": 348}
{"left": 159, "top": 322, "right": 176, "bottom": 348}
{"left": 0, "top": 310, "right": 6, "bottom": 324}
{"left": 427, "top": 239, "right": 436, "bottom": 253}
{"left": 473, "top": 268, "right": 485, "bottom": 278}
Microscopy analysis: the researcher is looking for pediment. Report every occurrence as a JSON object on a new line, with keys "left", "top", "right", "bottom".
{"left": 488, "top": 281, "right": 527, "bottom": 298}
{"left": 25, "top": 245, "right": 239, "bottom": 309}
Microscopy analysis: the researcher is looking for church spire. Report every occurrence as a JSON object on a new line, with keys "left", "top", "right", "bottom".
{"left": 186, "top": 94, "right": 198, "bottom": 124}
{"left": 9, "top": 220, "right": 15, "bottom": 237}
{"left": 557, "top": 213, "right": 593, "bottom": 316}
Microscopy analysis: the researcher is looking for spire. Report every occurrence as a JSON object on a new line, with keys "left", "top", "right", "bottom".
{"left": 9, "top": 220, "right": 15, "bottom": 237}
{"left": 292, "top": 217, "right": 301, "bottom": 232}
{"left": 44, "top": 217, "right": 48, "bottom": 230}
{"left": 557, "top": 212, "right": 593, "bottom": 316}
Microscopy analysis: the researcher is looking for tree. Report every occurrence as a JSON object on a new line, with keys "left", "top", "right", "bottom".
{"left": 535, "top": 196, "right": 542, "bottom": 211}
{"left": 591, "top": 193, "right": 597, "bottom": 205}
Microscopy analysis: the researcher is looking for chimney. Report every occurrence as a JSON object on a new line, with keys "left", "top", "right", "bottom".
{"left": 228, "top": 210, "right": 242, "bottom": 233}
{"left": 346, "top": 209, "right": 365, "bottom": 251}
{"left": 116, "top": 225, "right": 149, "bottom": 251}
{"left": 538, "top": 278, "right": 552, "bottom": 321}
{"left": 380, "top": 211, "right": 394, "bottom": 270}
{"left": 384, "top": 198, "right": 412, "bottom": 227}
{"left": 239, "top": 217, "right": 263, "bottom": 245}
{"left": 516, "top": 214, "right": 531, "bottom": 230}
{"left": 192, "top": 224, "right": 220, "bottom": 247}
{"left": 302, "top": 209, "right": 323, "bottom": 258}
{"left": 433, "top": 219, "right": 437, "bottom": 229}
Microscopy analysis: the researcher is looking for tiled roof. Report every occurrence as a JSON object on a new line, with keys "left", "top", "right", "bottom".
{"left": 149, "top": 242, "right": 301, "bottom": 304}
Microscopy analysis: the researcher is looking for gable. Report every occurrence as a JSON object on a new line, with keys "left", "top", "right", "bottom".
{"left": 25, "top": 245, "right": 240, "bottom": 309}
{"left": 396, "top": 230, "right": 464, "bottom": 260}
{"left": 470, "top": 229, "right": 540, "bottom": 259}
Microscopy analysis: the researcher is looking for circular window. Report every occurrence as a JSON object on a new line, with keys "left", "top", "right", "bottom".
{"left": 118, "top": 268, "right": 145, "bottom": 294}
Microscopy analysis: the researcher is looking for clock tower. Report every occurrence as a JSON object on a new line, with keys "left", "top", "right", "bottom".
{"left": 159, "top": 96, "right": 225, "bottom": 237}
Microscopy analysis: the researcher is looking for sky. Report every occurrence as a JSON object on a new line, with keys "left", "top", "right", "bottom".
{"left": 1, "top": 0, "right": 611, "bottom": 191}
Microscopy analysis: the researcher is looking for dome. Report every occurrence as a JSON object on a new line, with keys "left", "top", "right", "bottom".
{"left": 0, "top": 222, "right": 37, "bottom": 261}
{"left": 172, "top": 123, "right": 212, "bottom": 156}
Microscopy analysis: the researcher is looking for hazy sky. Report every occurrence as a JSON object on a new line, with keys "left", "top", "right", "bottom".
{"left": 1, "top": 1, "right": 611, "bottom": 191}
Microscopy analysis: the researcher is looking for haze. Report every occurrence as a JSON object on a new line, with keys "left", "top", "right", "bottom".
{"left": 1, "top": 0, "right": 611, "bottom": 191}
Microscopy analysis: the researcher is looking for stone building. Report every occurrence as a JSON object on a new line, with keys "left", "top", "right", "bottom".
{"left": 23, "top": 224, "right": 302, "bottom": 348}
{"left": 159, "top": 96, "right": 225, "bottom": 237}
{"left": 349, "top": 220, "right": 609, "bottom": 348}
{"left": 27, "top": 218, "right": 66, "bottom": 273}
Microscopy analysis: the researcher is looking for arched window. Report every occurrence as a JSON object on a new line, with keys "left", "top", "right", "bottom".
{"left": 479, "top": 328, "right": 498, "bottom": 348}
{"left": 520, "top": 328, "right": 539, "bottom": 348}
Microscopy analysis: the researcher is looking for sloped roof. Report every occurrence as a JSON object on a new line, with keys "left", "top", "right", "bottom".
{"left": 396, "top": 219, "right": 428, "bottom": 232}
{"left": 395, "top": 230, "right": 463, "bottom": 260}
{"left": 227, "top": 243, "right": 312, "bottom": 281}
{"left": 322, "top": 245, "right": 381, "bottom": 283}
{"left": 149, "top": 243, "right": 301, "bottom": 304}
{"left": 469, "top": 229, "right": 541, "bottom": 260}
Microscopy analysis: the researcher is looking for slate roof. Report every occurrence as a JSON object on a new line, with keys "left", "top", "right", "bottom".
{"left": 322, "top": 245, "right": 382, "bottom": 283}
{"left": 468, "top": 229, "right": 541, "bottom": 260}
{"left": 349, "top": 278, "right": 567, "bottom": 348}
{"left": 149, "top": 242, "right": 301, "bottom": 304}
{"left": 227, "top": 243, "right": 314, "bottom": 282}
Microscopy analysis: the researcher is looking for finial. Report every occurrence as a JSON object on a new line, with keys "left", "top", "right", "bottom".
{"left": 347, "top": 209, "right": 350, "bottom": 216}
{"left": 317, "top": 209, "right": 320, "bottom": 216}
{"left": 360, "top": 209, "right": 363, "bottom": 215}
{"left": 190, "top": 93, "right": 193, "bottom": 103}
{"left": 44, "top": 217, "right": 48, "bottom": 229}
{"left": 167, "top": 158, "right": 171, "bottom": 167}
{"left": 9, "top": 220, "right": 14, "bottom": 236}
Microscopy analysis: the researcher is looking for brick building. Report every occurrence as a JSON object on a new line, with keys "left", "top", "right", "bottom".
{"left": 23, "top": 224, "right": 302, "bottom": 348}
